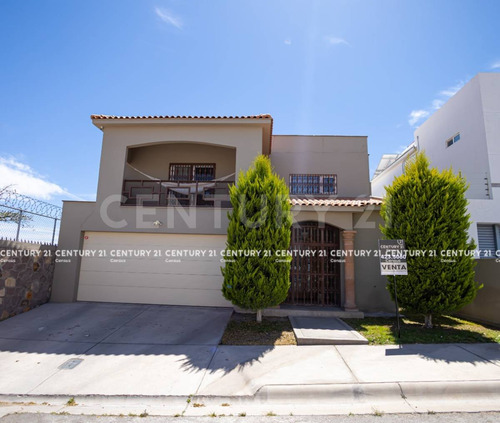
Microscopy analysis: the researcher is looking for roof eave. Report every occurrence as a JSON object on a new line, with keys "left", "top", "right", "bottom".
{"left": 90, "top": 115, "right": 273, "bottom": 153}
{"left": 291, "top": 204, "right": 381, "bottom": 212}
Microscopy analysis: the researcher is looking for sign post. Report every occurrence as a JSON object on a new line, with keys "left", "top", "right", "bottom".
{"left": 378, "top": 240, "right": 408, "bottom": 339}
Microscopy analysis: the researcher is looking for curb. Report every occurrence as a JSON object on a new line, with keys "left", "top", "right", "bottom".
{"left": 190, "top": 380, "right": 500, "bottom": 414}
{"left": 1, "top": 380, "right": 500, "bottom": 403}
{"left": 0, "top": 381, "right": 499, "bottom": 416}
{"left": 253, "top": 380, "right": 500, "bottom": 402}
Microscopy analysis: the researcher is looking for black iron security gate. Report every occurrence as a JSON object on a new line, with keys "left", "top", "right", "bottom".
{"left": 285, "top": 221, "right": 341, "bottom": 306}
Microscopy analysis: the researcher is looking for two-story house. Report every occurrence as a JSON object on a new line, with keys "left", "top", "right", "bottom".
{"left": 52, "top": 114, "right": 392, "bottom": 314}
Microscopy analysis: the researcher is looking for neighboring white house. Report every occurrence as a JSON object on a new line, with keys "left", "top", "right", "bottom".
{"left": 372, "top": 73, "right": 500, "bottom": 255}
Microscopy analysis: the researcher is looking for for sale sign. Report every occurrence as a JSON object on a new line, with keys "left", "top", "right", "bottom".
{"left": 378, "top": 239, "right": 408, "bottom": 275}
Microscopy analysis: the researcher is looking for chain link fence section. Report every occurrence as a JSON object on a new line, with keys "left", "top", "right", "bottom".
{"left": 0, "top": 190, "right": 62, "bottom": 245}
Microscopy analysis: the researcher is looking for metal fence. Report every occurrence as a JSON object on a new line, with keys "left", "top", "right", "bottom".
{"left": 0, "top": 191, "right": 62, "bottom": 245}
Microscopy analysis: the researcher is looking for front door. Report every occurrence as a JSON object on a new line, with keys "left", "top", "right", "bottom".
{"left": 285, "top": 221, "right": 341, "bottom": 306}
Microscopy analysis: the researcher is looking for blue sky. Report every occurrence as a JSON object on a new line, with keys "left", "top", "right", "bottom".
{"left": 1, "top": 0, "right": 499, "bottom": 205}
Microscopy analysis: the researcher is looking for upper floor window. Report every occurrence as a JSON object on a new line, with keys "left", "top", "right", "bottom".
{"left": 169, "top": 163, "right": 215, "bottom": 181}
{"left": 446, "top": 133, "right": 460, "bottom": 148}
{"left": 289, "top": 174, "right": 337, "bottom": 195}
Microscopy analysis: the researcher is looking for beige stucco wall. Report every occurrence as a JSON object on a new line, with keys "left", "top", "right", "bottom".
{"left": 96, "top": 124, "right": 264, "bottom": 207}
{"left": 292, "top": 208, "right": 354, "bottom": 230}
{"left": 124, "top": 142, "right": 236, "bottom": 180}
{"left": 86, "top": 123, "right": 265, "bottom": 236}
{"left": 51, "top": 201, "right": 94, "bottom": 302}
{"left": 353, "top": 211, "right": 394, "bottom": 312}
{"left": 457, "top": 259, "right": 500, "bottom": 327}
{"left": 270, "top": 135, "right": 372, "bottom": 197}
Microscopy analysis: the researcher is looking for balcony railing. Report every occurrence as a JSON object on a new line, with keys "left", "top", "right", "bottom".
{"left": 121, "top": 179, "right": 233, "bottom": 207}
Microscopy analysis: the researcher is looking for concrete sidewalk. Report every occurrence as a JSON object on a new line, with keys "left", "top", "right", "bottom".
{"left": 0, "top": 342, "right": 499, "bottom": 416}
{"left": 0, "top": 303, "right": 499, "bottom": 416}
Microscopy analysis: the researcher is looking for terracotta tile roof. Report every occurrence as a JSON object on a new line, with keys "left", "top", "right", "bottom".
{"left": 91, "top": 114, "right": 272, "bottom": 120}
{"left": 290, "top": 197, "right": 383, "bottom": 207}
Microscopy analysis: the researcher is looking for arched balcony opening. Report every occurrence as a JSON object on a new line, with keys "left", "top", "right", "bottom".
{"left": 121, "top": 142, "right": 236, "bottom": 207}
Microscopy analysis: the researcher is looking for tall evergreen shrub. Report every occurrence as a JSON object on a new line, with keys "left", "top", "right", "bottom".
{"left": 222, "top": 155, "right": 292, "bottom": 322}
{"left": 380, "top": 152, "right": 481, "bottom": 328}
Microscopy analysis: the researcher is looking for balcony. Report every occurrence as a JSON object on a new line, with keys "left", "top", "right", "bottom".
{"left": 121, "top": 179, "right": 233, "bottom": 207}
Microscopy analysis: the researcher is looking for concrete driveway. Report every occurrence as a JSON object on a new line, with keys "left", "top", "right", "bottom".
{"left": 0, "top": 302, "right": 232, "bottom": 396}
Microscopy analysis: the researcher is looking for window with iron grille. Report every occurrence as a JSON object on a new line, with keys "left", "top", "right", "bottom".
{"left": 169, "top": 163, "right": 216, "bottom": 181}
{"left": 289, "top": 174, "right": 337, "bottom": 195}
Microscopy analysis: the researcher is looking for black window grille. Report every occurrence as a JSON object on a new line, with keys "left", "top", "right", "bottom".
{"left": 289, "top": 174, "right": 337, "bottom": 195}
{"left": 169, "top": 163, "right": 216, "bottom": 181}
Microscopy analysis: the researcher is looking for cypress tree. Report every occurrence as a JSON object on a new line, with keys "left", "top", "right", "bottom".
{"left": 222, "top": 155, "right": 292, "bottom": 322}
{"left": 380, "top": 152, "right": 481, "bottom": 328}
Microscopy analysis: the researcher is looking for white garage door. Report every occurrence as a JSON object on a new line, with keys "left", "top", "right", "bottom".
{"left": 77, "top": 231, "right": 231, "bottom": 307}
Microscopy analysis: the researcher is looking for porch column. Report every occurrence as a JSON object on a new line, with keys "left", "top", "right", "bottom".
{"left": 342, "top": 230, "right": 358, "bottom": 311}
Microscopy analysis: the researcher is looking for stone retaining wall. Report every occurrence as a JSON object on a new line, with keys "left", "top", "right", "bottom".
{"left": 0, "top": 240, "right": 56, "bottom": 320}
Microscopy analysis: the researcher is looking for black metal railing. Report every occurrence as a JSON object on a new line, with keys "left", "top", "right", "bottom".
{"left": 121, "top": 179, "right": 233, "bottom": 207}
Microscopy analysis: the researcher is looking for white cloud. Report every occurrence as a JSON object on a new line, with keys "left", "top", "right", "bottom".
{"left": 324, "top": 36, "right": 349, "bottom": 46}
{"left": 439, "top": 81, "right": 465, "bottom": 97}
{"left": 491, "top": 61, "right": 500, "bottom": 70}
{"left": 408, "top": 110, "right": 430, "bottom": 127}
{"left": 284, "top": 39, "right": 292, "bottom": 45}
{"left": 0, "top": 156, "right": 78, "bottom": 201}
{"left": 431, "top": 99, "right": 444, "bottom": 110}
{"left": 154, "top": 7, "right": 183, "bottom": 29}
{"left": 408, "top": 79, "right": 467, "bottom": 127}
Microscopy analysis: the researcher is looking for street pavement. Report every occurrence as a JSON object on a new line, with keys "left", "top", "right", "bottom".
{"left": 1, "top": 413, "right": 500, "bottom": 423}
{"left": 0, "top": 303, "right": 498, "bottom": 417}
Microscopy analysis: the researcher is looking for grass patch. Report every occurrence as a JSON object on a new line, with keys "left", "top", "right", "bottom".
{"left": 221, "top": 313, "right": 296, "bottom": 345}
{"left": 342, "top": 315, "right": 500, "bottom": 345}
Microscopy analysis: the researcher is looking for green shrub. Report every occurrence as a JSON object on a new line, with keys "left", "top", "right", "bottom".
{"left": 222, "top": 155, "right": 292, "bottom": 321}
{"left": 380, "top": 152, "right": 481, "bottom": 328}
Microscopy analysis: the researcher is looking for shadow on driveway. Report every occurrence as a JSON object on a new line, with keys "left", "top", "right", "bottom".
{"left": 0, "top": 302, "right": 274, "bottom": 375}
